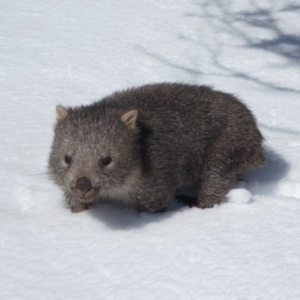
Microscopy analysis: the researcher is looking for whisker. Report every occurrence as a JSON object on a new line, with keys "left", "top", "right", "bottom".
{"left": 27, "top": 173, "right": 49, "bottom": 176}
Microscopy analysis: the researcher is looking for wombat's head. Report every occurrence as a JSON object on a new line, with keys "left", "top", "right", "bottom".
{"left": 48, "top": 105, "right": 141, "bottom": 205}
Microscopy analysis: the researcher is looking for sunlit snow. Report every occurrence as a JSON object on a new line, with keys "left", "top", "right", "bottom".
{"left": 1, "top": 1, "right": 300, "bottom": 299}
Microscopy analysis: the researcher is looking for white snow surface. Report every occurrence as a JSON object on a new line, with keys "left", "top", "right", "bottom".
{"left": 1, "top": 0, "right": 300, "bottom": 299}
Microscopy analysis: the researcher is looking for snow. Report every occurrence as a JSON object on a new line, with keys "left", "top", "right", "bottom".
{"left": 1, "top": 0, "right": 300, "bottom": 299}
{"left": 225, "top": 188, "right": 252, "bottom": 204}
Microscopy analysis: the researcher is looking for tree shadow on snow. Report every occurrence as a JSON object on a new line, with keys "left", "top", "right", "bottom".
{"left": 195, "top": 1, "right": 300, "bottom": 63}
{"left": 239, "top": 8, "right": 300, "bottom": 62}
{"left": 141, "top": 1, "right": 300, "bottom": 93}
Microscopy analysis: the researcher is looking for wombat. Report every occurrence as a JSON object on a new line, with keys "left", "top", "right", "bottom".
{"left": 48, "top": 83, "right": 266, "bottom": 213}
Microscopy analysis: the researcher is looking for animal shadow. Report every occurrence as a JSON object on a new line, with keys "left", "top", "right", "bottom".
{"left": 243, "top": 146, "right": 289, "bottom": 181}
{"left": 88, "top": 200, "right": 176, "bottom": 230}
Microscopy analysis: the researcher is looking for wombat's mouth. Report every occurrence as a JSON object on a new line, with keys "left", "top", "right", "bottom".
{"left": 71, "top": 186, "right": 99, "bottom": 203}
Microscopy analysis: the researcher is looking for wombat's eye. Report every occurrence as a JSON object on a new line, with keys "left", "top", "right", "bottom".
{"left": 102, "top": 156, "right": 112, "bottom": 166}
{"left": 64, "top": 155, "right": 72, "bottom": 165}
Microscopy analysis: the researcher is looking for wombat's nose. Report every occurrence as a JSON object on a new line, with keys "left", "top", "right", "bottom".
{"left": 75, "top": 177, "right": 92, "bottom": 195}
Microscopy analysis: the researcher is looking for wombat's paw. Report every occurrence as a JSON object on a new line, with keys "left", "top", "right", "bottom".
{"left": 176, "top": 195, "right": 197, "bottom": 207}
{"left": 70, "top": 202, "right": 89, "bottom": 213}
{"left": 195, "top": 197, "right": 220, "bottom": 209}
{"left": 195, "top": 202, "right": 216, "bottom": 209}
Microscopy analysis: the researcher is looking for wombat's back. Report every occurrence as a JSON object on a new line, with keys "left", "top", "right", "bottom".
{"left": 99, "top": 83, "right": 260, "bottom": 140}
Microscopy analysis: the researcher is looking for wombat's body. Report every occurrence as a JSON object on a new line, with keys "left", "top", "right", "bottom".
{"left": 48, "top": 83, "right": 266, "bottom": 213}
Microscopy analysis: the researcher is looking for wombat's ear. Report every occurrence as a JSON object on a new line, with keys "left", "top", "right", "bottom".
{"left": 56, "top": 105, "right": 68, "bottom": 122}
{"left": 120, "top": 110, "right": 138, "bottom": 129}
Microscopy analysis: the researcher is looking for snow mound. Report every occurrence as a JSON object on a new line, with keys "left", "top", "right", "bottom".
{"left": 226, "top": 188, "right": 252, "bottom": 204}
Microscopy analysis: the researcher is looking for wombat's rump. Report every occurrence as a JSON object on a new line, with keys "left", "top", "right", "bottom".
{"left": 48, "top": 83, "right": 266, "bottom": 213}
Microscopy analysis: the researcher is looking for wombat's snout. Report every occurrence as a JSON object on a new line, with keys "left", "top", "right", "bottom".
{"left": 75, "top": 176, "right": 92, "bottom": 196}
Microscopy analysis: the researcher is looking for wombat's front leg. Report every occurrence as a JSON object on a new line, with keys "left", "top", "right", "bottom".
{"left": 65, "top": 193, "right": 89, "bottom": 213}
{"left": 136, "top": 196, "right": 168, "bottom": 213}
{"left": 136, "top": 187, "right": 173, "bottom": 213}
{"left": 195, "top": 173, "right": 233, "bottom": 209}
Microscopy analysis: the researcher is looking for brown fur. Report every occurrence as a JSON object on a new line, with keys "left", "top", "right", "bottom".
{"left": 48, "top": 83, "right": 266, "bottom": 213}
